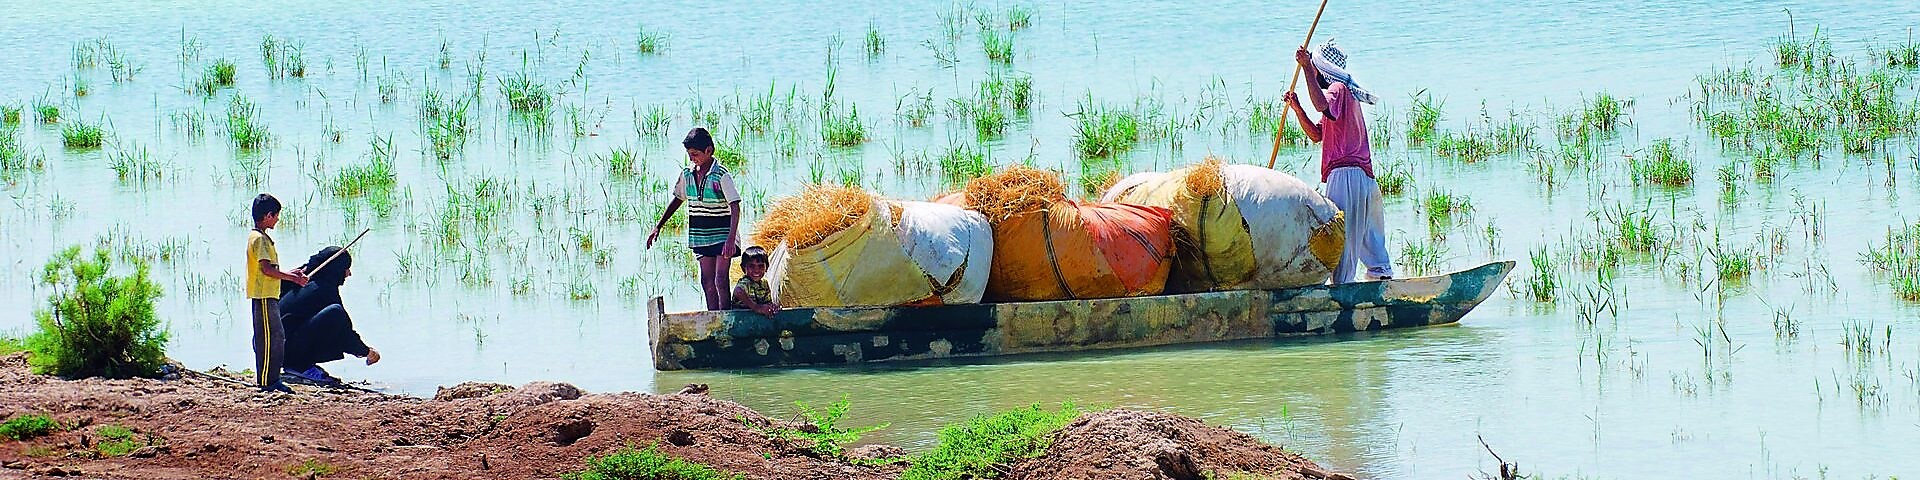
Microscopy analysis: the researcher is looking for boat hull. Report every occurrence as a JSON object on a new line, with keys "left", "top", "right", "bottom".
{"left": 649, "top": 261, "right": 1514, "bottom": 370}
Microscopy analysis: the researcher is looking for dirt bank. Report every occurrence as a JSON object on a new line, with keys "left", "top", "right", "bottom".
{"left": 0, "top": 354, "right": 1344, "bottom": 479}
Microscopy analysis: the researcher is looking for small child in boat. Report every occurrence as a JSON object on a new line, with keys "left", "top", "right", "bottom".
{"left": 732, "top": 246, "right": 778, "bottom": 318}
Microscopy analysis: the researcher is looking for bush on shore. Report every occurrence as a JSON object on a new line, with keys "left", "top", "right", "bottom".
{"left": 25, "top": 245, "right": 168, "bottom": 379}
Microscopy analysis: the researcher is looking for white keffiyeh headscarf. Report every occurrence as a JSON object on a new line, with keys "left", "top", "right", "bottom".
{"left": 1310, "top": 40, "right": 1377, "bottom": 105}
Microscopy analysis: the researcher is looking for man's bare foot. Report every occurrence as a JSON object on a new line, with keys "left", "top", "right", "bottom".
{"left": 364, "top": 348, "right": 381, "bottom": 365}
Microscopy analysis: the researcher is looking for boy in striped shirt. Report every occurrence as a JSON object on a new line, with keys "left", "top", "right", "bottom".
{"left": 648, "top": 128, "right": 741, "bottom": 310}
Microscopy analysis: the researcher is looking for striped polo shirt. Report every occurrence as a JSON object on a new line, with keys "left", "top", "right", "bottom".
{"left": 674, "top": 164, "right": 740, "bottom": 248}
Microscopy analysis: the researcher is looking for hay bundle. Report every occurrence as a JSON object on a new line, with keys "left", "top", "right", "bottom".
{"left": 1180, "top": 157, "right": 1226, "bottom": 199}
{"left": 963, "top": 165, "right": 1067, "bottom": 224}
{"left": 752, "top": 185, "right": 874, "bottom": 250}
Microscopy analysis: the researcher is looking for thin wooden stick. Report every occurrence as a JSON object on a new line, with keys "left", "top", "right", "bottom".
{"left": 311, "top": 228, "right": 370, "bottom": 274}
{"left": 1267, "top": 0, "right": 1332, "bottom": 169}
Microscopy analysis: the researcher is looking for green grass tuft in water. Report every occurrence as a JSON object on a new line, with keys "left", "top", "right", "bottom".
{"left": 981, "top": 29, "right": 1014, "bottom": 65}
{"left": 225, "top": 94, "right": 270, "bottom": 149}
{"left": 1629, "top": 138, "right": 1693, "bottom": 186}
{"left": 1862, "top": 220, "right": 1920, "bottom": 301}
{"left": 60, "top": 118, "right": 105, "bottom": 148}
{"left": 1404, "top": 89, "right": 1442, "bottom": 144}
{"left": 1070, "top": 96, "right": 1141, "bottom": 158}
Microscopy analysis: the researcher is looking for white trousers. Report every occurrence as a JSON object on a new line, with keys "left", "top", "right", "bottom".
{"left": 1325, "top": 167, "right": 1393, "bottom": 282}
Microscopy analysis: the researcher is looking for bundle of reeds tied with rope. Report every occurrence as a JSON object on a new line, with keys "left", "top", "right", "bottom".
{"left": 1101, "top": 157, "right": 1346, "bottom": 292}
{"left": 754, "top": 184, "right": 992, "bottom": 308}
{"left": 939, "top": 166, "right": 1175, "bottom": 301}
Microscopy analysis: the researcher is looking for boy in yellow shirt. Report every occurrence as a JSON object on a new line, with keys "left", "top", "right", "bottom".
{"left": 246, "top": 194, "right": 307, "bottom": 393}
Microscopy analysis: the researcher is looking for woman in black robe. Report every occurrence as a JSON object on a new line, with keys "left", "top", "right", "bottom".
{"left": 279, "top": 246, "right": 380, "bottom": 383}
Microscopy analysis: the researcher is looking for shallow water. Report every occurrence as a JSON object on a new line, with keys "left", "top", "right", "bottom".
{"left": 4, "top": 1, "right": 1920, "bottom": 478}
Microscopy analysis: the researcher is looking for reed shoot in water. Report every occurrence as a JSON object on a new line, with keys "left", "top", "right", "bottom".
{"left": 1405, "top": 89, "right": 1442, "bottom": 144}
{"left": 60, "top": 118, "right": 105, "bottom": 148}
{"left": 1069, "top": 96, "right": 1142, "bottom": 158}
{"left": 1630, "top": 138, "right": 1693, "bottom": 186}
{"left": 226, "top": 94, "right": 270, "bottom": 149}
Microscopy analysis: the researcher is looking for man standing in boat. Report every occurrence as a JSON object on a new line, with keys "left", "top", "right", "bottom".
{"left": 1284, "top": 40, "right": 1394, "bottom": 282}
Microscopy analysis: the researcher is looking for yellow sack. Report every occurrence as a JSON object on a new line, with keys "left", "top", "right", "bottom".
{"left": 767, "top": 200, "right": 932, "bottom": 307}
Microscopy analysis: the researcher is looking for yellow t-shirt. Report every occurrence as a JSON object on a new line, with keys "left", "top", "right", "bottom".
{"left": 245, "top": 229, "right": 280, "bottom": 299}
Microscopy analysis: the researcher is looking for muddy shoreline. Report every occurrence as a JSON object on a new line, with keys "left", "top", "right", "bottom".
{"left": 0, "top": 354, "right": 1348, "bottom": 480}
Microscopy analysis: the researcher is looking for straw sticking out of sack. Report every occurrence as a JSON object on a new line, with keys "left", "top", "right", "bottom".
{"left": 1182, "top": 157, "right": 1227, "bottom": 199}
{"left": 963, "top": 165, "right": 1067, "bottom": 224}
{"left": 752, "top": 184, "right": 875, "bottom": 250}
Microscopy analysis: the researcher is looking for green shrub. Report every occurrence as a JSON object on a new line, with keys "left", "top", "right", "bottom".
{"left": 1, "top": 336, "right": 25, "bottom": 355}
{"left": 1, "top": 414, "right": 58, "bottom": 440}
{"left": 563, "top": 443, "right": 742, "bottom": 480}
{"left": 901, "top": 403, "right": 1082, "bottom": 480}
{"left": 754, "top": 395, "right": 888, "bottom": 458}
{"left": 25, "top": 246, "right": 169, "bottom": 379}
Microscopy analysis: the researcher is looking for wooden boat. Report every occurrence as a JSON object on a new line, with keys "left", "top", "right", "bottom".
{"left": 648, "top": 260, "right": 1514, "bottom": 370}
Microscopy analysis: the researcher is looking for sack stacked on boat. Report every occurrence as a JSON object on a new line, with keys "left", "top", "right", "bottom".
{"left": 1101, "top": 158, "right": 1344, "bottom": 292}
{"left": 753, "top": 185, "right": 993, "bottom": 308}
{"left": 939, "top": 165, "right": 1176, "bottom": 301}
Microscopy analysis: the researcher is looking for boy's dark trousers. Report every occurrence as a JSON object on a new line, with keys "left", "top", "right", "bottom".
{"left": 250, "top": 298, "right": 285, "bottom": 387}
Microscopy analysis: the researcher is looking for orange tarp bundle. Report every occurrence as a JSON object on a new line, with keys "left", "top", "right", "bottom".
{"left": 939, "top": 166, "right": 1176, "bottom": 301}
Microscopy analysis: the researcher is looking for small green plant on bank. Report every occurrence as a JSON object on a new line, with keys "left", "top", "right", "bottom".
{"left": 1, "top": 104, "right": 21, "bottom": 125}
{"left": 900, "top": 403, "right": 1082, "bottom": 480}
{"left": 25, "top": 246, "right": 169, "bottom": 379}
{"left": 563, "top": 443, "right": 742, "bottom": 480}
{"left": 94, "top": 424, "right": 152, "bottom": 457}
{"left": 0, "top": 336, "right": 25, "bottom": 356}
{"left": 1630, "top": 138, "right": 1693, "bottom": 186}
{"left": 755, "top": 395, "right": 888, "bottom": 459}
{"left": 1, "top": 414, "right": 59, "bottom": 440}
{"left": 286, "top": 458, "right": 339, "bottom": 478}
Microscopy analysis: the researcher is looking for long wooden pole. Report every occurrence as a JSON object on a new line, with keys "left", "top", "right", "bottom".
{"left": 1266, "top": 0, "right": 1332, "bottom": 169}
{"left": 310, "top": 228, "right": 370, "bottom": 275}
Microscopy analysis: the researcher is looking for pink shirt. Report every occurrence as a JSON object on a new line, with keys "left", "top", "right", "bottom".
{"left": 1319, "top": 83, "right": 1374, "bottom": 183}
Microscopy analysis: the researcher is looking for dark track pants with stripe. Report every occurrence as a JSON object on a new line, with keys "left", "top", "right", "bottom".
{"left": 250, "top": 298, "right": 284, "bottom": 387}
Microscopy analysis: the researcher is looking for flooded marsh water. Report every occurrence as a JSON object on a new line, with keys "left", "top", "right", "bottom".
{"left": 4, "top": 1, "right": 1920, "bottom": 478}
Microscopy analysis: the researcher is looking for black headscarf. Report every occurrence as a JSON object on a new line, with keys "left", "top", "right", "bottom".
{"left": 302, "top": 246, "right": 353, "bottom": 287}
{"left": 281, "top": 246, "right": 351, "bottom": 329}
